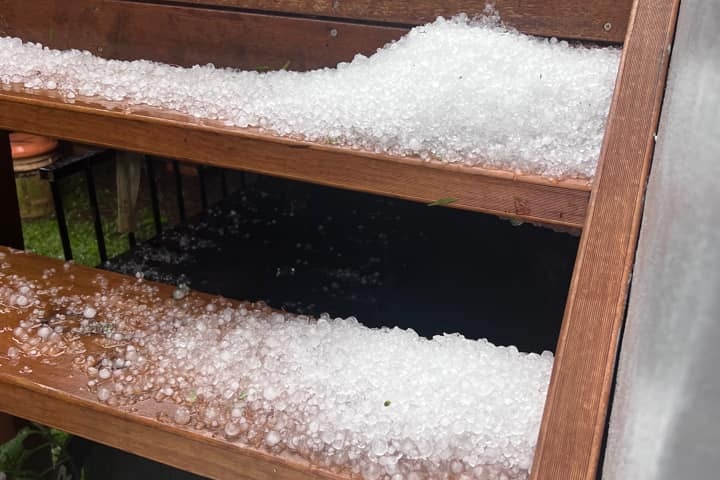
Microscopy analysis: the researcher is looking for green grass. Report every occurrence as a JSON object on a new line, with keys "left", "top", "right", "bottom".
{"left": 21, "top": 173, "right": 158, "bottom": 267}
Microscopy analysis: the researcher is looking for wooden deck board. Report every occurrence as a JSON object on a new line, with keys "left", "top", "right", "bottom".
{"left": 0, "top": 248, "right": 346, "bottom": 480}
{"left": 0, "top": 0, "right": 681, "bottom": 477}
{"left": 0, "top": 0, "right": 407, "bottom": 71}
{"left": 530, "top": 0, "right": 680, "bottom": 478}
{"left": 0, "top": 0, "right": 632, "bottom": 52}
{"left": 0, "top": 87, "right": 591, "bottom": 229}
{"left": 167, "top": 0, "right": 633, "bottom": 42}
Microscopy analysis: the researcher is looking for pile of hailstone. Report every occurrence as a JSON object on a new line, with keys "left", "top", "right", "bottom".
{"left": 0, "top": 14, "right": 620, "bottom": 178}
{"left": 1, "top": 258, "right": 553, "bottom": 480}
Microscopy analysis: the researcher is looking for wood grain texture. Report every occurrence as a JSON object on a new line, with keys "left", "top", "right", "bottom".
{"left": 0, "top": 0, "right": 405, "bottom": 70}
{"left": 530, "top": 0, "right": 681, "bottom": 478}
{"left": 0, "top": 130, "right": 24, "bottom": 249}
{"left": 0, "top": 247, "right": 347, "bottom": 480}
{"left": 0, "top": 88, "right": 591, "bottom": 228}
{"left": 168, "top": 0, "right": 632, "bottom": 42}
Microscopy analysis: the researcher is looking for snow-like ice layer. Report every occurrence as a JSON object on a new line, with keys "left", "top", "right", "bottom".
{"left": 1, "top": 260, "right": 553, "bottom": 480}
{"left": 0, "top": 14, "right": 620, "bottom": 178}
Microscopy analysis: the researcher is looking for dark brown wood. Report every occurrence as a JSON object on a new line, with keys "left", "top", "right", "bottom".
{"left": 0, "top": 247, "right": 347, "bottom": 480}
{"left": 531, "top": 0, "right": 681, "bottom": 478}
{"left": 172, "top": 0, "right": 632, "bottom": 42}
{"left": 0, "top": 130, "right": 24, "bottom": 249}
{"left": 0, "top": 412, "right": 16, "bottom": 442}
{"left": 0, "top": 88, "right": 591, "bottom": 229}
{"left": 0, "top": 1, "right": 678, "bottom": 478}
{"left": 0, "top": 0, "right": 405, "bottom": 71}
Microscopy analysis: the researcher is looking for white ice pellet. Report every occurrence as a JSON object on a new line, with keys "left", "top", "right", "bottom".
{"left": 83, "top": 306, "right": 97, "bottom": 319}
{"left": 97, "top": 387, "right": 111, "bottom": 402}
{"left": 174, "top": 406, "right": 192, "bottom": 425}
{"left": 172, "top": 285, "right": 189, "bottom": 300}
{"left": 265, "top": 431, "right": 281, "bottom": 447}
{"left": 37, "top": 326, "right": 52, "bottom": 340}
{"left": 98, "top": 368, "right": 111, "bottom": 380}
{"left": 0, "top": 14, "right": 620, "bottom": 179}
{"left": 224, "top": 422, "right": 241, "bottom": 438}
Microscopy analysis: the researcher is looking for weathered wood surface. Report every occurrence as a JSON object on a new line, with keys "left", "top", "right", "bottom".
{"left": 0, "top": 0, "right": 633, "bottom": 85}
{"left": 166, "top": 0, "right": 632, "bottom": 42}
{"left": 0, "top": 0, "right": 679, "bottom": 478}
{"left": 0, "top": 0, "right": 406, "bottom": 71}
{"left": 530, "top": 0, "right": 681, "bottom": 478}
{"left": 0, "top": 247, "right": 346, "bottom": 480}
{"left": 0, "top": 88, "right": 591, "bottom": 229}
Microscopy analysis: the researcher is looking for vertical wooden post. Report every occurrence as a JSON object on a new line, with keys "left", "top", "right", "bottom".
{"left": 0, "top": 130, "right": 24, "bottom": 249}
{"left": 0, "top": 130, "right": 22, "bottom": 443}
{"left": 530, "top": 0, "right": 681, "bottom": 478}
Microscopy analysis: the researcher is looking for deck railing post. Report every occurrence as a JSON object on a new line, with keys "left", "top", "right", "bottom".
{"left": 0, "top": 132, "right": 23, "bottom": 445}
{"left": 0, "top": 130, "right": 24, "bottom": 249}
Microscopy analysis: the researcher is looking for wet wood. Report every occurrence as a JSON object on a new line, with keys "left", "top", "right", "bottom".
{"left": 531, "top": 0, "right": 681, "bottom": 478}
{"left": 0, "top": 0, "right": 405, "bottom": 71}
{"left": 0, "top": 247, "right": 346, "bottom": 480}
{"left": 0, "top": 88, "right": 591, "bottom": 229}
{"left": 0, "top": 0, "right": 680, "bottom": 478}
{"left": 173, "top": 0, "right": 632, "bottom": 42}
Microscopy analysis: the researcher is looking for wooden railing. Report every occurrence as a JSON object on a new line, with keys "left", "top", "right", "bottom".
{"left": 0, "top": 0, "right": 680, "bottom": 478}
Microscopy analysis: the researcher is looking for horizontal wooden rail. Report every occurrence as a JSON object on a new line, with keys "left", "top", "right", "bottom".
{"left": 165, "top": 0, "right": 633, "bottom": 42}
{"left": 0, "top": 87, "right": 591, "bottom": 228}
{"left": 0, "top": 0, "right": 630, "bottom": 77}
{"left": 0, "top": 0, "right": 406, "bottom": 71}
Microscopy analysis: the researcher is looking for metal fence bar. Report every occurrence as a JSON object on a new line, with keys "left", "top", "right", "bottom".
{"left": 49, "top": 180, "right": 73, "bottom": 260}
{"left": 198, "top": 165, "right": 208, "bottom": 211}
{"left": 145, "top": 156, "right": 162, "bottom": 235}
{"left": 172, "top": 160, "right": 186, "bottom": 222}
{"left": 220, "top": 168, "right": 228, "bottom": 199}
{"left": 84, "top": 163, "right": 107, "bottom": 263}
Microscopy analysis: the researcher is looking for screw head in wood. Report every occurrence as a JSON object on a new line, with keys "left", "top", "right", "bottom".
{"left": 603, "top": 22, "right": 612, "bottom": 32}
